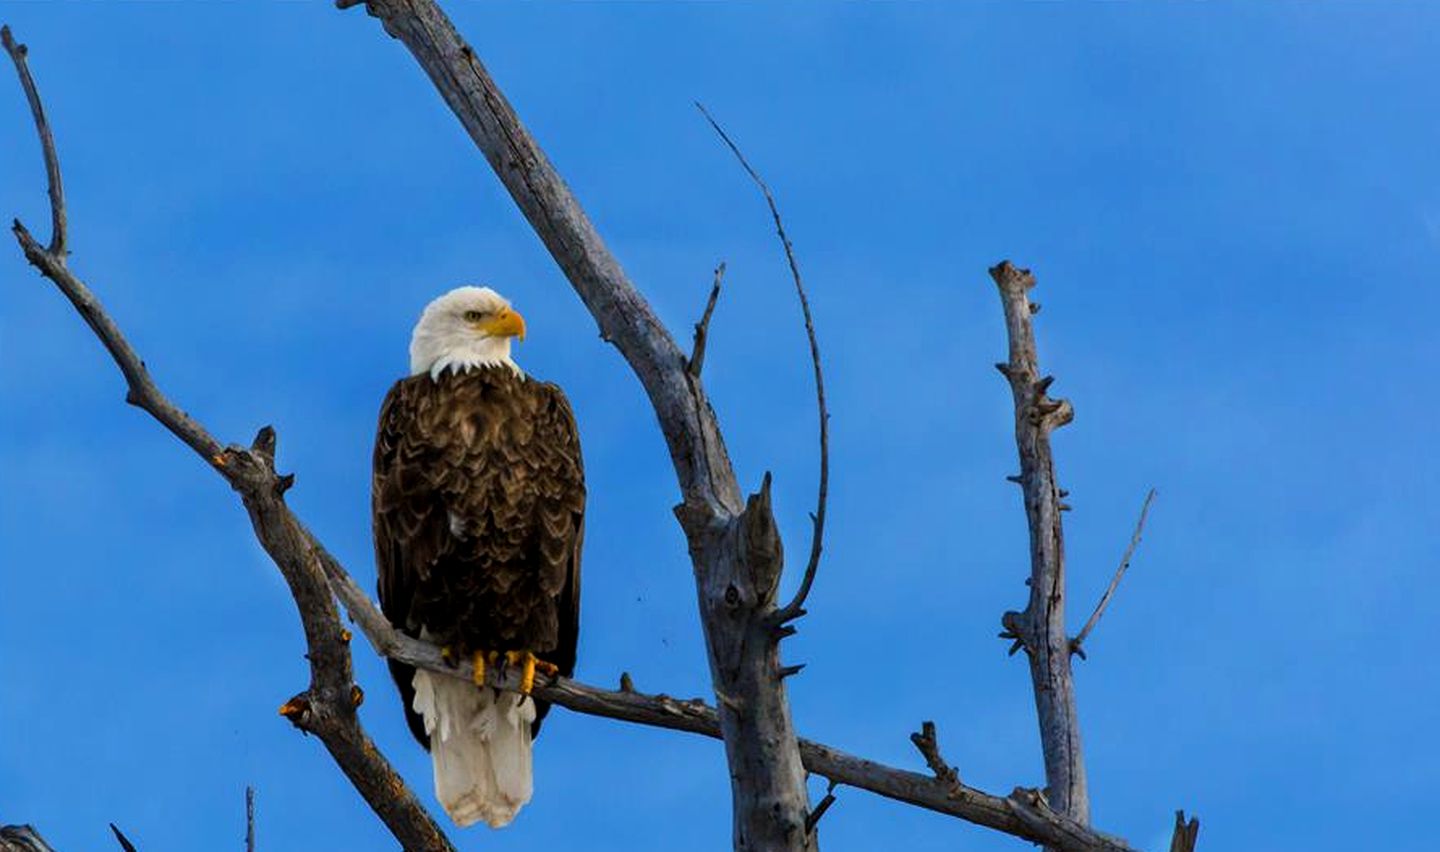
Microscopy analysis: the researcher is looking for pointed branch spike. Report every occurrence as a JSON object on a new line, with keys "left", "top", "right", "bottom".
{"left": 252, "top": 425, "right": 277, "bottom": 457}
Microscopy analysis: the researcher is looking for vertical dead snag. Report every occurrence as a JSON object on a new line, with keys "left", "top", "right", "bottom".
{"left": 989, "top": 260, "right": 1088, "bottom": 825}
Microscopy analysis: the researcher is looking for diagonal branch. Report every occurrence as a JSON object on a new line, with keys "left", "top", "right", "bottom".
{"left": 695, "top": 103, "right": 829, "bottom": 627}
{"left": 688, "top": 261, "right": 725, "bottom": 377}
{"left": 0, "top": 826, "right": 57, "bottom": 852}
{"left": 1071, "top": 488, "right": 1157, "bottom": 659}
{"left": 106, "top": 826, "right": 136, "bottom": 852}
{"left": 1, "top": 26, "right": 66, "bottom": 260}
{"left": 3, "top": 28, "right": 454, "bottom": 852}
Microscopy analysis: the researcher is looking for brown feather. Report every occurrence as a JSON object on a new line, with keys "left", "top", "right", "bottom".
{"left": 373, "top": 366, "right": 585, "bottom": 746}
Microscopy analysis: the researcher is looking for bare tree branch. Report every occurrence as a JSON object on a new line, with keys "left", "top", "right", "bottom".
{"left": 988, "top": 260, "right": 1088, "bottom": 826}
{"left": 245, "top": 787, "right": 255, "bottom": 852}
{"left": 2, "top": 28, "right": 454, "bottom": 852}
{"left": 0, "top": 26, "right": 65, "bottom": 259}
{"left": 0, "top": 826, "right": 56, "bottom": 852}
{"left": 339, "top": 3, "right": 816, "bottom": 848}
{"left": 688, "top": 261, "right": 725, "bottom": 377}
{"left": 909, "top": 721, "right": 963, "bottom": 794}
{"left": 1169, "top": 811, "right": 1200, "bottom": 852}
{"left": 1071, "top": 488, "right": 1157, "bottom": 659}
{"left": 803, "top": 780, "right": 839, "bottom": 836}
{"left": 695, "top": 103, "right": 830, "bottom": 628}
{"left": 106, "top": 826, "right": 136, "bottom": 852}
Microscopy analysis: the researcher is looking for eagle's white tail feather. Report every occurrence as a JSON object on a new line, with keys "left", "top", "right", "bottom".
{"left": 412, "top": 669, "right": 536, "bottom": 828}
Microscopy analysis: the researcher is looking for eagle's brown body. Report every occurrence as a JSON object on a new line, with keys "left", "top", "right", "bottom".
{"left": 372, "top": 365, "right": 584, "bottom": 746}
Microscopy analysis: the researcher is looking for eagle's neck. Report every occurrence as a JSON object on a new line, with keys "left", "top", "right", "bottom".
{"left": 411, "top": 332, "right": 523, "bottom": 380}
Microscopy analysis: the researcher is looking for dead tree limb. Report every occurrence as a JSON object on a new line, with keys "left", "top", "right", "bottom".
{"left": 245, "top": 787, "right": 255, "bottom": 852}
{"left": 1168, "top": 811, "right": 1200, "bottom": 852}
{"left": 0, "top": 826, "right": 56, "bottom": 852}
{"left": 989, "top": 260, "right": 1088, "bottom": 826}
{"left": 695, "top": 103, "right": 829, "bottom": 627}
{"left": 687, "top": 262, "right": 724, "bottom": 377}
{"left": 2, "top": 27, "right": 454, "bottom": 852}
{"left": 1, "top": 26, "right": 65, "bottom": 260}
{"left": 1071, "top": 488, "right": 1156, "bottom": 659}
{"left": 340, "top": 2, "right": 815, "bottom": 848}
{"left": 106, "top": 826, "right": 136, "bottom": 852}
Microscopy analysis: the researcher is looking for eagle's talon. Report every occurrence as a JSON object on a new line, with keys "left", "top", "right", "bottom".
{"left": 471, "top": 650, "right": 487, "bottom": 687}
{"left": 503, "top": 650, "right": 556, "bottom": 695}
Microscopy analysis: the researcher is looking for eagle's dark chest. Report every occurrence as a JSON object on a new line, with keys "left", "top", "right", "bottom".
{"left": 378, "top": 369, "right": 570, "bottom": 654}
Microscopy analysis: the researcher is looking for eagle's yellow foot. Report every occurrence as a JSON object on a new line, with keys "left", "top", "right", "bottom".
{"left": 472, "top": 653, "right": 501, "bottom": 685}
{"left": 504, "top": 650, "right": 558, "bottom": 695}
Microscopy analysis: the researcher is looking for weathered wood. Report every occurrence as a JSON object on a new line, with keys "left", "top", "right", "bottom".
{"left": 1168, "top": 811, "right": 1200, "bottom": 852}
{"left": 245, "top": 787, "right": 255, "bottom": 852}
{"left": 341, "top": 2, "right": 815, "bottom": 848}
{"left": 0, "top": 826, "right": 56, "bottom": 852}
{"left": 989, "top": 260, "right": 1089, "bottom": 826}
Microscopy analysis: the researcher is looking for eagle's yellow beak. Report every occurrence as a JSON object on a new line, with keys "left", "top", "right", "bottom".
{"left": 481, "top": 306, "right": 526, "bottom": 341}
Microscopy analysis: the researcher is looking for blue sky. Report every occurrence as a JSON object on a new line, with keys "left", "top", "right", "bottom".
{"left": 2, "top": 3, "right": 1438, "bottom": 851}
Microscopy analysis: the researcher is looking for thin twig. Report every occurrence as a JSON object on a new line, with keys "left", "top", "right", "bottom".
{"left": 107, "top": 825, "right": 137, "bottom": 852}
{"left": 1, "top": 26, "right": 66, "bottom": 260}
{"left": 245, "top": 787, "right": 255, "bottom": 852}
{"left": 696, "top": 102, "right": 829, "bottom": 626}
{"left": 688, "top": 261, "right": 725, "bottom": 377}
{"left": 1071, "top": 488, "right": 1157, "bottom": 659}
{"left": 803, "top": 780, "right": 839, "bottom": 835}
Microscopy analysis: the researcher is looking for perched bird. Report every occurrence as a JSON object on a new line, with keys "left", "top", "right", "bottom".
{"left": 372, "top": 286, "right": 585, "bottom": 828}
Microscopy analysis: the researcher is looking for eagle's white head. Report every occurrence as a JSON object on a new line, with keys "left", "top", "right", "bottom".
{"left": 409, "top": 286, "right": 527, "bottom": 380}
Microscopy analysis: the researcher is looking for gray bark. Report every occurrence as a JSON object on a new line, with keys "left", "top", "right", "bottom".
{"left": 990, "top": 261, "right": 1088, "bottom": 824}
{"left": 0, "top": 827, "right": 55, "bottom": 852}
{"left": 342, "top": 1, "right": 816, "bottom": 848}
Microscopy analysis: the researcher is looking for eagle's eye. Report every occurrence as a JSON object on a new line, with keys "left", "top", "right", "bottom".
{"left": 463, "top": 310, "right": 486, "bottom": 323}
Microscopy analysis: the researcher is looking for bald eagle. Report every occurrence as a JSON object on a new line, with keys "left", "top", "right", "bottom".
{"left": 372, "top": 286, "right": 584, "bottom": 828}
